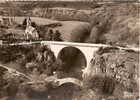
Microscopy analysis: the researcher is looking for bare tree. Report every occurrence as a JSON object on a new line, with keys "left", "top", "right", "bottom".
{"left": 4, "top": 1, "right": 20, "bottom": 25}
{"left": 39, "top": 0, "right": 52, "bottom": 17}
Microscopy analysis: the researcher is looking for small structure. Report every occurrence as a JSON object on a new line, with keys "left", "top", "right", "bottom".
{"left": 0, "top": 40, "right": 2, "bottom": 45}
{"left": 0, "top": 16, "right": 2, "bottom": 25}
{"left": 25, "top": 17, "right": 39, "bottom": 40}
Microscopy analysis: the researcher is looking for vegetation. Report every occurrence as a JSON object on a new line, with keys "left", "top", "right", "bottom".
{"left": 89, "top": 3, "right": 139, "bottom": 47}
{"left": 0, "top": 2, "right": 139, "bottom": 47}
{"left": 0, "top": 45, "right": 139, "bottom": 100}
{"left": 0, "top": 1, "right": 139, "bottom": 100}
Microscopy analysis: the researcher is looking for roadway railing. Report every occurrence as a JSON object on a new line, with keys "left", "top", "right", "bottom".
{"left": 0, "top": 40, "right": 139, "bottom": 52}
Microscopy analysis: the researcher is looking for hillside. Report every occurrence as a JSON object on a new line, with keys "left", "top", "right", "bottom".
{"left": 87, "top": 3, "right": 139, "bottom": 47}
{"left": 0, "top": 2, "right": 139, "bottom": 47}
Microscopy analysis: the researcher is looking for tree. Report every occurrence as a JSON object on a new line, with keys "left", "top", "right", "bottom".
{"left": 4, "top": 1, "right": 21, "bottom": 25}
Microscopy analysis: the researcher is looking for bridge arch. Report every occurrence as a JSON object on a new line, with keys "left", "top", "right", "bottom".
{"left": 57, "top": 46, "right": 87, "bottom": 79}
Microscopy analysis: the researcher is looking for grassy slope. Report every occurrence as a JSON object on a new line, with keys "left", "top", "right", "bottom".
{"left": 0, "top": 16, "right": 90, "bottom": 42}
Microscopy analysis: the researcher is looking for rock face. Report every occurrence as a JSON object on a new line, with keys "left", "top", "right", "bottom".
{"left": 88, "top": 3, "right": 139, "bottom": 47}
{"left": 83, "top": 74, "right": 116, "bottom": 95}
{"left": 91, "top": 48, "right": 138, "bottom": 87}
{"left": 82, "top": 47, "right": 139, "bottom": 99}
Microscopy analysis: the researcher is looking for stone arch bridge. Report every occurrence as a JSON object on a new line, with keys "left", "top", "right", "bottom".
{"left": 42, "top": 41, "right": 108, "bottom": 68}
{"left": 7, "top": 41, "right": 140, "bottom": 70}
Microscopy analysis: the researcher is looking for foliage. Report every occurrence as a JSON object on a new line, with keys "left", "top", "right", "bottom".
{"left": 89, "top": 3, "right": 139, "bottom": 47}
{"left": 82, "top": 48, "right": 139, "bottom": 100}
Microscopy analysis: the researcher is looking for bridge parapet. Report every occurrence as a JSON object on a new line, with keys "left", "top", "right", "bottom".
{"left": 41, "top": 41, "right": 140, "bottom": 52}
{"left": 1, "top": 41, "right": 139, "bottom": 52}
